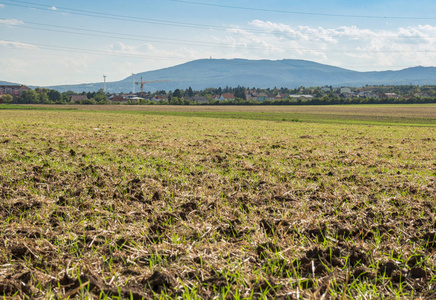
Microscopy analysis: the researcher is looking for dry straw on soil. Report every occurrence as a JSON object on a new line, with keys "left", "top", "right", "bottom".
{"left": 0, "top": 107, "right": 435, "bottom": 299}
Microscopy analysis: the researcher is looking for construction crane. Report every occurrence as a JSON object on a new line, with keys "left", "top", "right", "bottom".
{"left": 135, "top": 77, "right": 170, "bottom": 97}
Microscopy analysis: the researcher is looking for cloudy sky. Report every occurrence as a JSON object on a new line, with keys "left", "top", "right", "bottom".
{"left": 1, "top": 0, "right": 436, "bottom": 86}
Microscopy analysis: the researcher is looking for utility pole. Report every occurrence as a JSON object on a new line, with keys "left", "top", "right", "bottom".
{"left": 132, "top": 73, "right": 135, "bottom": 94}
{"left": 103, "top": 75, "right": 107, "bottom": 93}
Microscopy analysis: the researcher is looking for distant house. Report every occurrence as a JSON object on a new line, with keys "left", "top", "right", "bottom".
{"left": 191, "top": 96, "right": 209, "bottom": 103}
{"left": 109, "top": 95, "right": 128, "bottom": 103}
{"left": 267, "top": 94, "right": 276, "bottom": 101}
{"left": 288, "top": 95, "right": 314, "bottom": 101}
{"left": 182, "top": 96, "right": 209, "bottom": 103}
{"left": 340, "top": 87, "right": 352, "bottom": 94}
{"left": 256, "top": 92, "right": 268, "bottom": 102}
{"left": 220, "top": 93, "right": 235, "bottom": 101}
{"left": 0, "top": 85, "right": 31, "bottom": 98}
{"left": 414, "top": 93, "right": 431, "bottom": 98}
{"left": 275, "top": 93, "right": 288, "bottom": 100}
{"left": 70, "top": 95, "right": 88, "bottom": 102}
{"left": 245, "top": 91, "right": 257, "bottom": 101}
{"left": 129, "top": 97, "right": 144, "bottom": 102}
{"left": 358, "top": 91, "right": 379, "bottom": 98}
{"left": 124, "top": 94, "right": 145, "bottom": 101}
{"left": 152, "top": 95, "right": 168, "bottom": 101}
{"left": 384, "top": 93, "right": 399, "bottom": 99}
{"left": 142, "top": 94, "right": 153, "bottom": 100}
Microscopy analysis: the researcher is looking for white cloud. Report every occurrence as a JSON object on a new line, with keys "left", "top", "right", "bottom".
{"left": 219, "top": 21, "right": 436, "bottom": 70}
{"left": 0, "top": 40, "right": 38, "bottom": 49}
{"left": 49, "top": 6, "right": 57, "bottom": 11}
{"left": 0, "top": 48, "right": 96, "bottom": 85}
{"left": 2, "top": 20, "right": 436, "bottom": 86}
{"left": 0, "top": 19, "right": 24, "bottom": 26}
{"left": 107, "top": 41, "right": 200, "bottom": 61}
{"left": 0, "top": 4, "right": 4, "bottom": 8}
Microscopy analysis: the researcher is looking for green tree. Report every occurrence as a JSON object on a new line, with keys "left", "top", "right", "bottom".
{"left": 82, "top": 98, "right": 96, "bottom": 105}
{"left": 40, "top": 93, "right": 50, "bottom": 104}
{"left": 234, "top": 85, "right": 246, "bottom": 100}
{"left": 35, "top": 87, "right": 49, "bottom": 95}
{"left": 1, "top": 94, "right": 13, "bottom": 103}
{"left": 173, "top": 89, "right": 182, "bottom": 98}
{"left": 19, "top": 90, "right": 39, "bottom": 104}
{"left": 94, "top": 89, "right": 108, "bottom": 103}
{"left": 187, "top": 86, "right": 194, "bottom": 97}
{"left": 48, "top": 90, "right": 62, "bottom": 102}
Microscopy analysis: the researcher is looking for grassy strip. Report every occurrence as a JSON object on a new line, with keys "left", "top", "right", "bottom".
{"left": 103, "top": 109, "right": 436, "bottom": 126}
{"left": 2, "top": 103, "right": 435, "bottom": 126}
{"left": 0, "top": 104, "right": 78, "bottom": 111}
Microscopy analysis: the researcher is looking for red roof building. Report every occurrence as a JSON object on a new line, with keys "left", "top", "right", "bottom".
{"left": 220, "top": 93, "right": 235, "bottom": 101}
{"left": 0, "top": 85, "right": 31, "bottom": 97}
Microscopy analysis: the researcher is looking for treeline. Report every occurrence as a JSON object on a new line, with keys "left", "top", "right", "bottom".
{"left": 16, "top": 88, "right": 66, "bottom": 104}
{"left": 146, "top": 95, "right": 436, "bottom": 106}
{"left": 3, "top": 85, "right": 436, "bottom": 105}
{"left": 255, "top": 96, "right": 436, "bottom": 106}
{"left": 13, "top": 88, "right": 108, "bottom": 104}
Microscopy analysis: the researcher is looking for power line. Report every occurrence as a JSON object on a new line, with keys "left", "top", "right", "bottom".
{"left": 1, "top": 38, "right": 432, "bottom": 71}
{"left": 18, "top": 20, "right": 436, "bottom": 42}
{"left": 169, "top": 0, "right": 436, "bottom": 20}
{"left": 11, "top": 23, "right": 222, "bottom": 47}
{"left": 4, "top": 21, "right": 436, "bottom": 55}
{"left": 1, "top": 0, "right": 243, "bottom": 32}
{"left": 1, "top": 38, "right": 435, "bottom": 70}
{"left": 1, "top": 1, "right": 435, "bottom": 68}
{"left": 3, "top": 0, "right": 436, "bottom": 42}
{"left": 0, "top": 38, "right": 185, "bottom": 61}
{"left": 5, "top": 0, "right": 435, "bottom": 40}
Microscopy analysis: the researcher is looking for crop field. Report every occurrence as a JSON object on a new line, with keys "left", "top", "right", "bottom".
{"left": 0, "top": 104, "right": 436, "bottom": 299}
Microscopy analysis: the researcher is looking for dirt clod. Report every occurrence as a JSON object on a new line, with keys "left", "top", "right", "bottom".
{"left": 152, "top": 191, "right": 162, "bottom": 201}
{"left": 10, "top": 245, "right": 34, "bottom": 260}
{"left": 143, "top": 271, "right": 173, "bottom": 293}
{"left": 410, "top": 266, "right": 426, "bottom": 278}
{"left": 379, "top": 261, "right": 398, "bottom": 276}
{"left": 353, "top": 267, "right": 373, "bottom": 279}
{"left": 391, "top": 270, "right": 406, "bottom": 283}
{"left": 0, "top": 280, "right": 21, "bottom": 297}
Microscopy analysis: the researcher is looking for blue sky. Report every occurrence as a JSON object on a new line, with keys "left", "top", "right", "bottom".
{"left": 1, "top": 0, "right": 436, "bottom": 85}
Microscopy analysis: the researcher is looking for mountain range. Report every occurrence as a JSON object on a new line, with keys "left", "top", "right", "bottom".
{"left": 6, "top": 59, "right": 436, "bottom": 93}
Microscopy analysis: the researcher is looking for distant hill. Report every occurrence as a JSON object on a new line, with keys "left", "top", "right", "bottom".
{"left": 0, "top": 81, "right": 23, "bottom": 86}
{"left": 18, "top": 59, "right": 436, "bottom": 92}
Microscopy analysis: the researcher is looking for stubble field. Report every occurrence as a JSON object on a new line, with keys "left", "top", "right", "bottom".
{"left": 1, "top": 105, "right": 436, "bottom": 299}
